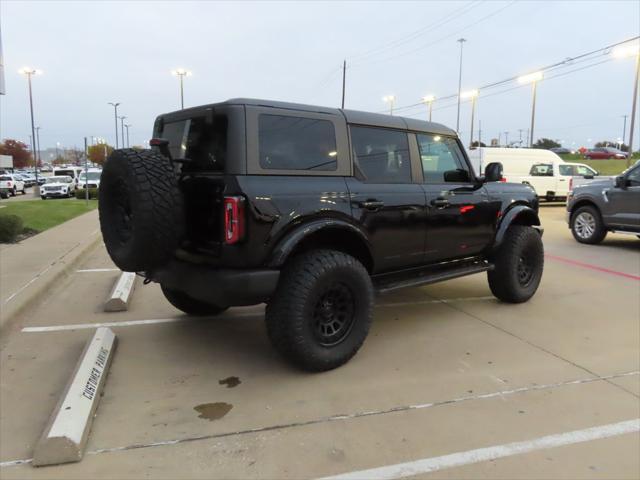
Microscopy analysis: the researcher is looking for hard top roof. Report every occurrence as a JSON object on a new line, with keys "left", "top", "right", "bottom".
{"left": 162, "top": 98, "right": 457, "bottom": 137}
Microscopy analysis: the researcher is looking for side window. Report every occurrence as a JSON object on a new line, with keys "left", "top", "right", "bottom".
{"left": 628, "top": 166, "right": 640, "bottom": 186}
{"left": 530, "top": 164, "right": 553, "bottom": 176}
{"left": 259, "top": 114, "right": 337, "bottom": 171}
{"left": 558, "top": 164, "right": 574, "bottom": 176}
{"left": 162, "top": 120, "right": 190, "bottom": 159}
{"left": 575, "top": 165, "right": 595, "bottom": 176}
{"left": 350, "top": 126, "right": 411, "bottom": 183}
{"left": 416, "top": 134, "right": 470, "bottom": 183}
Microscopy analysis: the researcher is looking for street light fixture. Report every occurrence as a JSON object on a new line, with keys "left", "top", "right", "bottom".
{"left": 422, "top": 95, "right": 436, "bottom": 122}
{"left": 108, "top": 102, "right": 120, "bottom": 148}
{"left": 171, "top": 68, "right": 192, "bottom": 110}
{"left": 18, "top": 67, "right": 42, "bottom": 184}
{"left": 460, "top": 89, "right": 478, "bottom": 148}
{"left": 518, "top": 71, "right": 543, "bottom": 148}
{"left": 382, "top": 95, "right": 396, "bottom": 115}
{"left": 612, "top": 42, "right": 639, "bottom": 165}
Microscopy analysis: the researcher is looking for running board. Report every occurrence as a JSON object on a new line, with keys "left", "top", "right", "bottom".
{"left": 374, "top": 262, "right": 494, "bottom": 294}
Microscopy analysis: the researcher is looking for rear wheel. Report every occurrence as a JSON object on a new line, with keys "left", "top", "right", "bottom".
{"left": 265, "top": 249, "right": 373, "bottom": 372}
{"left": 161, "top": 285, "right": 228, "bottom": 316}
{"left": 11, "top": 187, "right": 16, "bottom": 196}
{"left": 488, "top": 226, "right": 544, "bottom": 303}
{"left": 571, "top": 205, "right": 606, "bottom": 244}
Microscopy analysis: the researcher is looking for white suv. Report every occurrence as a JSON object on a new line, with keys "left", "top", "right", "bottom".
{"left": 0, "top": 174, "right": 26, "bottom": 198}
{"left": 40, "top": 176, "right": 76, "bottom": 199}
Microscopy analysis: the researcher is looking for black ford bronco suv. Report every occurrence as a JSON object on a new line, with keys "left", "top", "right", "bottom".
{"left": 99, "top": 98, "right": 544, "bottom": 371}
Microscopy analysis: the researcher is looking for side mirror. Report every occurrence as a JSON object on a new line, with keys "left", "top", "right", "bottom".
{"left": 484, "top": 162, "right": 503, "bottom": 182}
{"left": 615, "top": 175, "right": 628, "bottom": 189}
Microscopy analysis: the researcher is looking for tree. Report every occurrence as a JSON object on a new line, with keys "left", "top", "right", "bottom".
{"left": 595, "top": 140, "right": 628, "bottom": 152}
{"left": 87, "top": 144, "right": 114, "bottom": 165}
{"left": 0, "top": 139, "right": 33, "bottom": 168}
{"left": 532, "top": 138, "right": 561, "bottom": 150}
{"left": 67, "top": 148, "right": 84, "bottom": 165}
{"left": 52, "top": 156, "right": 66, "bottom": 165}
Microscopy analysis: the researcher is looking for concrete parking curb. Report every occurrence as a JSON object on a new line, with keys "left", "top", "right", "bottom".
{"left": 33, "top": 327, "right": 117, "bottom": 467}
{"left": 0, "top": 210, "right": 101, "bottom": 332}
{"left": 104, "top": 272, "right": 137, "bottom": 312}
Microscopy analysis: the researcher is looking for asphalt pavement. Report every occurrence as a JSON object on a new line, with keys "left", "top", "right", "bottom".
{"left": 0, "top": 206, "right": 638, "bottom": 479}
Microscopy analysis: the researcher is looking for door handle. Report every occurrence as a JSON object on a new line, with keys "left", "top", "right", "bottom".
{"left": 430, "top": 198, "right": 450, "bottom": 208}
{"left": 359, "top": 200, "right": 385, "bottom": 211}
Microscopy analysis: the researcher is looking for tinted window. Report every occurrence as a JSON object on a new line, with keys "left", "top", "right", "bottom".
{"left": 530, "top": 164, "right": 553, "bottom": 176}
{"left": 416, "top": 134, "right": 470, "bottom": 183}
{"left": 628, "top": 165, "right": 640, "bottom": 186}
{"left": 259, "top": 114, "right": 337, "bottom": 171}
{"left": 350, "top": 126, "right": 411, "bottom": 183}
{"left": 575, "top": 165, "right": 596, "bottom": 176}
{"left": 559, "top": 165, "right": 573, "bottom": 176}
{"left": 0, "top": 176, "right": 10, "bottom": 181}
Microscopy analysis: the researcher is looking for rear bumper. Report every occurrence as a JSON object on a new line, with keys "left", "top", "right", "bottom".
{"left": 150, "top": 260, "right": 280, "bottom": 307}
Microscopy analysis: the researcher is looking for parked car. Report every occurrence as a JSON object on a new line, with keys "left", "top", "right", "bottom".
{"left": 0, "top": 174, "right": 26, "bottom": 197}
{"left": 53, "top": 166, "right": 84, "bottom": 186}
{"left": 567, "top": 162, "right": 640, "bottom": 243}
{"left": 98, "top": 98, "right": 545, "bottom": 372}
{"left": 78, "top": 169, "right": 102, "bottom": 189}
{"left": 466, "top": 147, "right": 565, "bottom": 177}
{"left": 550, "top": 147, "right": 574, "bottom": 155}
{"left": 40, "top": 175, "right": 76, "bottom": 199}
{"left": 584, "top": 147, "right": 629, "bottom": 159}
{"left": 18, "top": 173, "right": 37, "bottom": 187}
{"left": 507, "top": 161, "right": 602, "bottom": 201}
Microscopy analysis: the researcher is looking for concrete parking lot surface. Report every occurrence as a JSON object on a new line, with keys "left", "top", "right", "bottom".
{"left": 1, "top": 206, "right": 638, "bottom": 479}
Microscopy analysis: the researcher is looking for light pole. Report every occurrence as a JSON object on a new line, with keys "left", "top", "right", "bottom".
{"left": 622, "top": 115, "right": 628, "bottom": 146}
{"left": 461, "top": 89, "right": 478, "bottom": 148}
{"left": 124, "top": 124, "right": 131, "bottom": 148}
{"left": 456, "top": 38, "right": 467, "bottom": 133}
{"left": 108, "top": 102, "right": 120, "bottom": 148}
{"left": 171, "top": 68, "right": 192, "bottom": 110}
{"left": 504, "top": 131, "right": 509, "bottom": 146}
{"left": 18, "top": 67, "right": 42, "bottom": 185}
{"left": 613, "top": 43, "right": 640, "bottom": 166}
{"left": 422, "top": 95, "right": 435, "bottom": 122}
{"left": 35, "top": 126, "right": 42, "bottom": 168}
{"left": 118, "top": 116, "right": 127, "bottom": 148}
{"left": 382, "top": 95, "right": 396, "bottom": 115}
{"left": 518, "top": 71, "right": 543, "bottom": 148}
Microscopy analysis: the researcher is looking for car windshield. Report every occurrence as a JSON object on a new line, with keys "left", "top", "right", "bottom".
{"left": 46, "top": 176, "right": 72, "bottom": 184}
{"left": 79, "top": 171, "right": 102, "bottom": 181}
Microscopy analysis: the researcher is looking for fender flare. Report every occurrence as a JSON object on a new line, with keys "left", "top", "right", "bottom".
{"left": 494, "top": 205, "right": 541, "bottom": 249}
{"left": 268, "top": 219, "right": 371, "bottom": 268}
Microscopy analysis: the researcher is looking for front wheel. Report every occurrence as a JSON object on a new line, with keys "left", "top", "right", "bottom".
{"left": 488, "top": 226, "right": 544, "bottom": 303}
{"left": 571, "top": 206, "right": 606, "bottom": 244}
{"left": 265, "top": 250, "right": 374, "bottom": 372}
{"left": 11, "top": 187, "right": 16, "bottom": 197}
{"left": 161, "top": 285, "right": 228, "bottom": 316}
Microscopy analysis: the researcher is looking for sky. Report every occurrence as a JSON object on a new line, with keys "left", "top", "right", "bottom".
{"left": 1, "top": 0, "right": 639, "bottom": 153}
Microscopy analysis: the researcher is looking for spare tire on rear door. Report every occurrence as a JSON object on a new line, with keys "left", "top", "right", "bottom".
{"left": 99, "top": 149, "right": 184, "bottom": 272}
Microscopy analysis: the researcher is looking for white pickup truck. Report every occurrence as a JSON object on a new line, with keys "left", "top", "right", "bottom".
{"left": 504, "top": 162, "right": 603, "bottom": 201}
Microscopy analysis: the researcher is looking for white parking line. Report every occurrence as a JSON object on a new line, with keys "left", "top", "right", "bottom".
{"left": 320, "top": 419, "right": 640, "bottom": 480}
{"left": 1, "top": 372, "right": 637, "bottom": 469}
{"left": 76, "top": 268, "right": 120, "bottom": 273}
{"left": 21, "top": 311, "right": 264, "bottom": 332}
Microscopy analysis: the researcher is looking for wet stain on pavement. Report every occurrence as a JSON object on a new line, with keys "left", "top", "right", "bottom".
{"left": 219, "top": 376, "right": 241, "bottom": 388}
{"left": 194, "top": 402, "right": 233, "bottom": 421}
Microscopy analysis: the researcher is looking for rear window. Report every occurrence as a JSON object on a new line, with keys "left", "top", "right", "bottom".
{"left": 0, "top": 176, "right": 11, "bottom": 181}
{"left": 530, "top": 164, "right": 553, "bottom": 176}
{"left": 54, "top": 169, "right": 75, "bottom": 177}
{"left": 258, "top": 114, "right": 337, "bottom": 171}
{"left": 161, "top": 115, "right": 227, "bottom": 171}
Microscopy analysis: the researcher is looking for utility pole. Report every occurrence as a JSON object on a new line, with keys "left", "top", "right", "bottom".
{"left": 478, "top": 120, "right": 482, "bottom": 147}
{"left": 108, "top": 102, "right": 120, "bottom": 148}
{"left": 83, "top": 137, "right": 89, "bottom": 205}
{"left": 119, "top": 116, "right": 127, "bottom": 149}
{"left": 518, "top": 129, "right": 523, "bottom": 145}
{"left": 19, "top": 68, "right": 41, "bottom": 185}
{"left": 529, "top": 81, "right": 538, "bottom": 147}
{"left": 124, "top": 124, "right": 131, "bottom": 148}
{"left": 504, "top": 131, "right": 509, "bottom": 146}
{"left": 469, "top": 96, "right": 477, "bottom": 148}
{"left": 622, "top": 115, "right": 628, "bottom": 145}
{"left": 35, "top": 126, "right": 42, "bottom": 167}
{"left": 456, "top": 38, "right": 467, "bottom": 133}
{"left": 341, "top": 60, "right": 346, "bottom": 109}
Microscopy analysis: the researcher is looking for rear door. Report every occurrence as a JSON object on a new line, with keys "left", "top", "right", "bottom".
{"left": 417, "top": 133, "right": 496, "bottom": 262}
{"left": 605, "top": 164, "right": 640, "bottom": 228}
{"left": 345, "top": 125, "right": 426, "bottom": 272}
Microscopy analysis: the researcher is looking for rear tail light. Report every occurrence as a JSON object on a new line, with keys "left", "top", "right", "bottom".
{"left": 7, "top": 182, "right": 11, "bottom": 187}
{"left": 224, "top": 196, "right": 245, "bottom": 245}
{"left": 499, "top": 177, "right": 507, "bottom": 182}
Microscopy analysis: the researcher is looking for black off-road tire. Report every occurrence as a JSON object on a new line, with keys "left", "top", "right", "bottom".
{"left": 161, "top": 285, "right": 228, "bottom": 316}
{"left": 488, "top": 226, "right": 544, "bottom": 303}
{"left": 265, "top": 249, "right": 374, "bottom": 372}
{"left": 570, "top": 205, "right": 607, "bottom": 244}
{"left": 99, "top": 149, "right": 184, "bottom": 272}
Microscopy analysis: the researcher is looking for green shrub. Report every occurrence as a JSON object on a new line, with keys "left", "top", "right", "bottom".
{"left": 0, "top": 214, "right": 25, "bottom": 243}
{"left": 75, "top": 188, "right": 99, "bottom": 200}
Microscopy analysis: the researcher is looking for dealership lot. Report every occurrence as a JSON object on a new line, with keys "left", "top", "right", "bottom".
{"left": 0, "top": 206, "right": 638, "bottom": 479}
